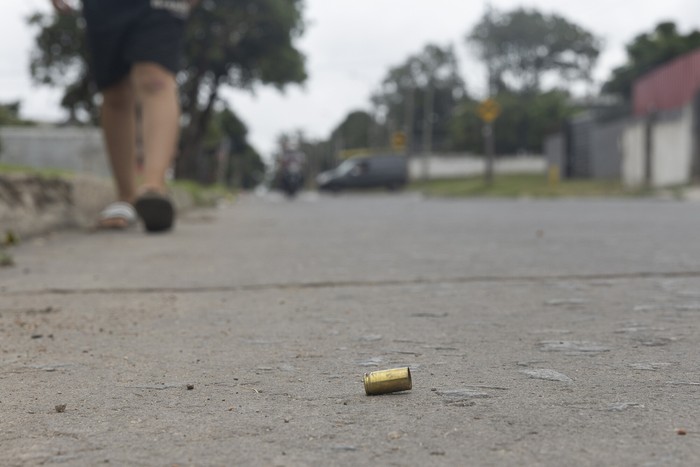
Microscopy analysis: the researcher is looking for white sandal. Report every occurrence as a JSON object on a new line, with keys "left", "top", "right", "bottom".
{"left": 97, "top": 202, "right": 137, "bottom": 229}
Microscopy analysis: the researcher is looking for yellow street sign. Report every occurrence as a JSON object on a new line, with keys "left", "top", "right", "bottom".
{"left": 478, "top": 98, "right": 501, "bottom": 123}
{"left": 391, "top": 131, "right": 407, "bottom": 151}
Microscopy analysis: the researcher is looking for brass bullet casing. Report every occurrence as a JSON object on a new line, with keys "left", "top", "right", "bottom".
{"left": 363, "top": 367, "right": 412, "bottom": 396}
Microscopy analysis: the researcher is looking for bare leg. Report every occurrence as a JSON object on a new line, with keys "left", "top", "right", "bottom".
{"left": 130, "top": 62, "right": 180, "bottom": 194}
{"left": 99, "top": 78, "right": 137, "bottom": 228}
{"left": 101, "top": 78, "right": 137, "bottom": 204}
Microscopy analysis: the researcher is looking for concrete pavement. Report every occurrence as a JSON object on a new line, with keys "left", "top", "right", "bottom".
{"left": 1, "top": 193, "right": 700, "bottom": 466}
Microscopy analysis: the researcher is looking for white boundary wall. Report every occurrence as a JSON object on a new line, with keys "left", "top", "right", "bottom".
{"left": 651, "top": 105, "right": 694, "bottom": 187}
{"left": 409, "top": 154, "right": 545, "bottom": 180}
{"left": 621, "top": 121, "right": 646, "bottom": 187}
{"left": 622, "top": 102, "right": 696, "bottom": 188}
{"left": 0, "top": 126, "right": 109, "bottom": 177}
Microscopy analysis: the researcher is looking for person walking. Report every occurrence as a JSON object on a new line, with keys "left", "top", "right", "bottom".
{"left": 50, "top": 0, "right": 200, "bottom": 232}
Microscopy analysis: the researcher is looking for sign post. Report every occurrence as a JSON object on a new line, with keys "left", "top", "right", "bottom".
{"left": 478, "top": 98, "right": 501, "bottom": 185}
{"left": 391, "top": 131, "right": 407, "bottom": 153}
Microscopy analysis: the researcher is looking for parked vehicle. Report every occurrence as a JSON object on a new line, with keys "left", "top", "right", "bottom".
{"left": 316, "top": 154, "right": 408, "bottom": 192}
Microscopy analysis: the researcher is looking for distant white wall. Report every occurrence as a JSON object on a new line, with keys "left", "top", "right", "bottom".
{"left": 651, "top": 105, "right": 693, "bottom": 187}
{"left": 409, "top": 154, "right": 545, "bottom": 180}
{"left": 590, "top": 119, "right": 626, "bottom": 179}
{"left": 622, "top": 120, "right": 646, "bottom": 188}
{"left": 622, "top": 103, "right": 696, "bottom": 189}
{"left": 0, "top": 126, "right": 110, "bottom": 177}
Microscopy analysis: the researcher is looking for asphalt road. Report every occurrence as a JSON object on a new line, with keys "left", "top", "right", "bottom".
{"left": 1, "top": 193, "right": 699, "bottom": 466}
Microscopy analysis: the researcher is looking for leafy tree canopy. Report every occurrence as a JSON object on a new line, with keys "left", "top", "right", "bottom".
{"left": 603, "top": 22, "right": 700, "bottom": 99}
{"left": 28, "top": 12, "right": 95, "bottom": 123}
{"left": 330, "top": 110, "right": 374, "bottom": 151}
{"left": 468, "top": 7, "right": 601, "bottom": 93}
{"left": 200, "top": 105, "right": 265, "bottom": 187}
{"left": 178, "top": 0, "right": 308, "bottom": 177}
{"left": 451, "top": 90, "right": 577, "bottom": 154}
{"left": 0, "top": 102, "right": 34, "bottom": 127}
{"left": 371, "top": 44, "right": 467, "bottom": 152}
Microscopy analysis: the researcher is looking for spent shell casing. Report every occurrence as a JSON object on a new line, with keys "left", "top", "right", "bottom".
{"left": 363, "top": 367, "right": 412, "bottom": 396}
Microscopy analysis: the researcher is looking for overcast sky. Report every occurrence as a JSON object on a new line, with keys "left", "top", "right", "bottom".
{"left": 3, "top": 0, "right": 700, "bottom": 157}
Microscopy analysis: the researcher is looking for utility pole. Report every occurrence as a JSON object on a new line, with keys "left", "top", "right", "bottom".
{"left": 644, "top": 112, "right": 657, "bottom": 189}
{"left": 421, "top": 83, "right": 434, "bottom": 181}
{"left": 367, "top": 110, "right": 376, "bottom": 151}
{"left": 216, "top": 138, "right": 231, "bottom": 187}
{"left": 404, "top": 85, "right": 415, "bottom": 156}
{"left": 483, "top": 123, "right": 495, "bottom": 185}
{"left": 479, "top": 67, "right": 500, "bottom": 186}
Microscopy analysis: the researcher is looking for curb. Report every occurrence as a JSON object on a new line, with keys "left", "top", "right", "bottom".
{"left": 0, "top": 173, "right": 195, "bottom": 239}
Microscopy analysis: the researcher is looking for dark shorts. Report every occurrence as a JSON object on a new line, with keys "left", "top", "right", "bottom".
{"left": 82, "top": 0, "right": 188, "bottom": 90}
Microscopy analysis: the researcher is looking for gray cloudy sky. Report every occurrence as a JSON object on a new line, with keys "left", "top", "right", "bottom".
{"left": 3, "top": 0, "right": 700, "bottom": 156}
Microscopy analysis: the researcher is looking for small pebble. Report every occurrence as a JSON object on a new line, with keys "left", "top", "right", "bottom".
{"left": 676, "top": 428, "right": 687, "bottom": 436}
{"left": 186, "top": 384, "right": 194, "bottom": 390}
{"left": 55, "top": 404, "right": 67, "bottom": 413}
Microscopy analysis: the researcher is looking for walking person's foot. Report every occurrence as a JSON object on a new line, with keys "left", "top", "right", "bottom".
{"left": 134, "top": 186, "right": 175, "bottom": 233}
{"left": 95, "top": 201, "right": 138, "bottom": 230}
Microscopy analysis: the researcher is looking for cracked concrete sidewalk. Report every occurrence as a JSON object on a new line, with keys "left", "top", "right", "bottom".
{"left": 1, "top": 194, "right": 700, "bottom": 466}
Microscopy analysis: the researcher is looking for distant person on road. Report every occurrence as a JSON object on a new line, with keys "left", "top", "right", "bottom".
{"left": 276, "top": 146, "right": 307, "bottom": 175}
{"left": 50, "top": 0, "right": 200, "bottom": 232}
{"left": 274, "top": 143, "right": 306, "bottom": 196}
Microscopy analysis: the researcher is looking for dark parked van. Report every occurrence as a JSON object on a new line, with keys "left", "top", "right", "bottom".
{"left": 316, "top": 154, "right": 408, "bottom": 192}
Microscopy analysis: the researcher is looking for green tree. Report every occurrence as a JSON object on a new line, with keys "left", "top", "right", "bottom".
{"left": 451, "top": 90, "right": 577, "bottom": 154}
{"left": 28, "top": 12, "right": 97, "bottom": 123}
{"left": 178, "top": 0, "right": 307, "bottom": 178}
{"left": 205, "top": 106, "right": 265, "bottom": 188}
{"left": 468, "top": 7, "right": 601, "bottom": 93}
{"left": 603, "top": 22, "right": 700, "bottom": 100}
{"left": 0, "top": 102, "right": 34, "bottom": 126}
{"left": 329, "top": 110, "right": 375, "bottom": 151}
{"left": 371, "top": 44, "right": 467, "bottom": 153}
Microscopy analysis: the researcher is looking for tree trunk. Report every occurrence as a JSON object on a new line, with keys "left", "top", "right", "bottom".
{"left": 176, "top": 80, "right": 220, "bottom": 181}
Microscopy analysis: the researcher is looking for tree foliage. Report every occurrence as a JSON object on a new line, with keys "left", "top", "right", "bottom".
{"left": 329, "top": 110, "right": 375, "bottom": 150}
{"left": 451, "top": 91, "right": 577, "bottom": 154}
{"left": 28, "top": 12, "right": 96, "bottom": 123}
{"left": 0, "top": 102, "right": 34, "bottom": 127}
{"left": 201, "top": 106, "right": 265, "bottom": 188}
{"left": 603, "top": 22, "right": 700, "bottom": 99}
{"left": 179, "top": 0, "right": 307, "bottom": 177}
{"left": 371, "top": 44, "right": 466, "bottom": 153}
{"left": 468, "top": 7, "right": 601, "bottom": 93}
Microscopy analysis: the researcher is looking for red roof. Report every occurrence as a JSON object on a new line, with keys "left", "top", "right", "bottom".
{"left": 633, "top": 48, "right": 700, "bottom": 116}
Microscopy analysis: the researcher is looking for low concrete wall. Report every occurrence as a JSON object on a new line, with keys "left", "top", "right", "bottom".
{"left": 408, "top": 154, "right": 545, "bottom": 180}
{"left": 0, "top": 174, "right": 116, "bottom": 238}
{"left": 0, "top": 126, "right": 110, "bottom": 177}
{"left": 0, "top": 174, "right": 195, "bottom": 239}
{"left": 0, "top": 174, "right": 74, "bottom": 238}
{"left": 0, "top": 126, "right": 199, "bottom": 237}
